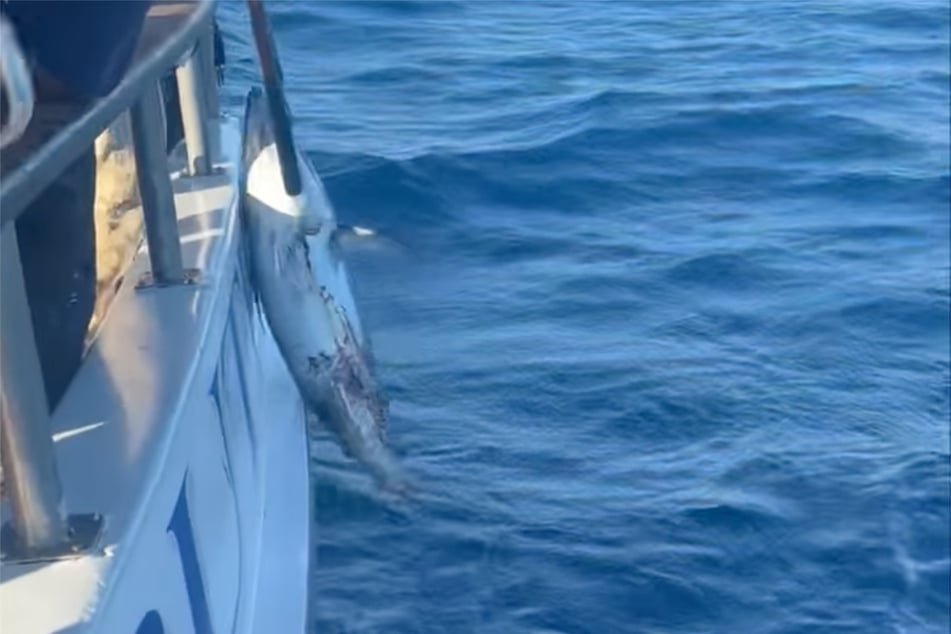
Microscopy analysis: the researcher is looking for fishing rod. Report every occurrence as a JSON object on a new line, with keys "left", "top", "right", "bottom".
{"left": 246, "top": 0, "right": 302, "bottom": 196}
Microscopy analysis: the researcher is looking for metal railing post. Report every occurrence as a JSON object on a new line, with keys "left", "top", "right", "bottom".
{"left": 130, "top": 82, "right": 185, "bottom": 285}
{"left": 176, "top": 51, "right": 211, "bottom": 176}
{"left": 0, "top": 225, "right": 68, "bottom": 551}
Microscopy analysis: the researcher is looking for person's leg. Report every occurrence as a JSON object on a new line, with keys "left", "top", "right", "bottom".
{"left": 14, "top": 148, "right": 96, "bottom": 411}
{"left": 161, "top": 73, "right": 184, "bottom": 152}
{"left": 5, "top": 97, "right": 96, "bottom": 412}
{"left": 1, "top": 0, "right": 152, "bottom": 411}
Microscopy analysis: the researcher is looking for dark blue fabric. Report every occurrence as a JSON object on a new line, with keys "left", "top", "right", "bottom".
{"left": 3, "top": 0, "right": 152, "bottom": 99}
{"left": 15, "top": 148, "right": 96, "bottom": 412}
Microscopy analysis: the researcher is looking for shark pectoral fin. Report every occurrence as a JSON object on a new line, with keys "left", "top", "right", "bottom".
{"left": 331, "top": 224, "right": 412, "bottom": 256}
{"left": 333, "top": 224, "right": 376, "bottom": 239}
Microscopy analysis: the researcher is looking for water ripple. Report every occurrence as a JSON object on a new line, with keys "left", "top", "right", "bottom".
{"left": 216, "top": 1, "right": 950, "bottom": 631}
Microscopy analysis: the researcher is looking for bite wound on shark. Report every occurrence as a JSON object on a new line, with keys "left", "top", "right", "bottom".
{"left": 241, "top": 87, "right": 409, "bottom": 495}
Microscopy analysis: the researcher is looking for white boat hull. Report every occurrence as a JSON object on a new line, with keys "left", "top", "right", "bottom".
{"left": 0, "top": 116, "right": 312, "bottom": 633}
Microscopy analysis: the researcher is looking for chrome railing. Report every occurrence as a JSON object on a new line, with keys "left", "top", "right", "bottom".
{"left": 0, "top": 15, "right": 35, "bottom": 151}
{"left": 0, "top": 0, "right": 220, "bottom": 558}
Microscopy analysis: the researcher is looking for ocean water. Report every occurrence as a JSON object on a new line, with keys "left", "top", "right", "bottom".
{"left": 217, "top": 1, "right": 950, "bottom": 632}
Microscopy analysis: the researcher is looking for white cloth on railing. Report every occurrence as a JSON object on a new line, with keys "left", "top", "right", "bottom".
{"left": 0, "top": 14, "right": 34, "bottom": 150}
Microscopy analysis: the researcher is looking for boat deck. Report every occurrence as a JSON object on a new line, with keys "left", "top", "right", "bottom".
{"left": 1, "top": 2, "right": 313, "bottom": 630}
{"left": 1, "top": 117, "right": 311, "bottom": 634}
{"left": 1, "top": 119, "right": 241, "bottom": 632}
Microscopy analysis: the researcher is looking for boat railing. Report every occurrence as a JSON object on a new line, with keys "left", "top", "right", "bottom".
{"left": 0, "top": 0, "right": 221, "bottom": 560}
{"left": 0, "top": 16, "right": 35, "bottom": 152}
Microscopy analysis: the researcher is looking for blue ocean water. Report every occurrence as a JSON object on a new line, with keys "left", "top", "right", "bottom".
{"left": 218, "top": 1, "right": 950, "bottom": 632}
